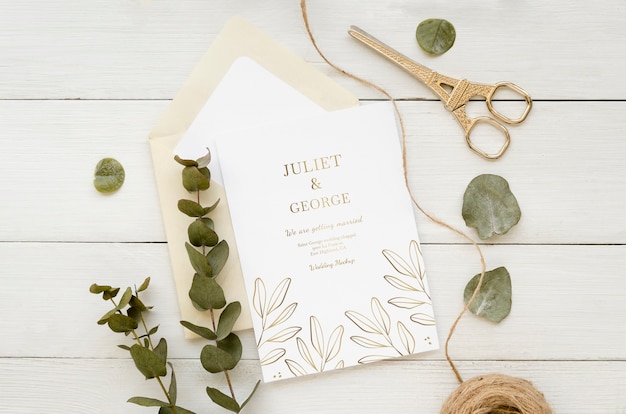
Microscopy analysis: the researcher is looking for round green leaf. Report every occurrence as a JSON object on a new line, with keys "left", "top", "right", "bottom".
{"left": 207, "top": 240, "right": 229, "bottom": 277}
{"left": 129, "top": 344, "right": 167, "bottom": 379}
{"left": 188, "top": 219, "right": 219, "bottom": 247}
{"left": 189, "top": 274, "right": 226, "bottom": 311}
{"left": 415, "top": 18, "right": 456, "bottom": 55}
{"left": 107, "top": 313, "right": 138, "bottom": 333}
{"left": 217, "top": 332, "right": 243, "bottom": 364}
{"left": 178, "top": 199, "right": 206, "bottom": 218}
{"left": 182, "top": 166, "right": 210, "bottom": 192}
{"left": 94, "top": 157, "right": 125, "bottom": 193}
{"left": 462, "top": 174, "right": 521, "bottom": 240}
{"left": 200, "top": 344, "right": 237, "bottom": 373}
{"left": 463, "top": 266, "right": 512, "bottom": 323}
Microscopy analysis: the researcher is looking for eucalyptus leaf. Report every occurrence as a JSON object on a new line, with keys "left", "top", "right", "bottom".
{"left": 207, "top": 240, "right": 229, "bottom": 277}
{"left": 137, "top": 277, "right": 151, "bottom": 292}
{"left": 107, "top": 313, "right": 138, "bottom": 333}
{"left": 196, "top": 150, "right": 212, "bottom": 168}
{"left": 167, "top": 362, "right": 177, "bottom": 405}
{"left": 129, "top": 344, "right": 167, "bottom": 379}
{"left": 182, "top": 166, "right": 210, "bottom": 192}
{"left": 154, "top": 338, "right": 168, "bottom": 364}
{"left": 462, "top": 174, "right": 521, "bottom": 240}
{"left": 102, "top": 287, "right": 120, "bottom": 300}
{"left": 200, "top": 344, "right": 237, "bottom": 373}
{"left": 188, "top": 220, "right": 219, "bottom": 247}
{"left": 117, "top": 287, "right": 133, "bottom": 310}
{"left": 174, "top": 155, "right": 199, "bottom": 167}
{"left": 185, "top": 243, "right": 213, "bottom": 278}
{"left": 189, "top": 274, "right": 226, "bottom": 311}
{"left": 463, "top": 266, "right": 512, "bottom": 323}
{"left": 415, "top": 18, "right": 456, "bottom": 55}
{"left": 89, "top": 283, "right": 112, "bottom": 294}
{"left": 178, "top": 199, "right": 206, "bottom": 218}
{"left": 216, "top": 302, "right": 242, "bottom": 340}
{"left": 159, "top": 406, "right": 197, "bottom": 414}
{"left": 206, "top": 387, "right": 241, "bottom": 413}
{"left": 128, "top": 396, "right": 170, "bottom": 407}
{"left": 180, "top": 320, "right": 217, "bottom": 340}
{"left": 127, "top": 306, "right": 142, "bottom": 323}
{"left": 94, "top": 157, "right": 125, "bottom": 193}
{"left": 217, "top": 332, "right": 242, "bottom": 364}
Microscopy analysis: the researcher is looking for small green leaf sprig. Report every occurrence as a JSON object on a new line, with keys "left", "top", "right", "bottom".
{"left": 90, "top": 278, "right": 194, "bottom": 413}
{"left": 90, "top": 150, "right": 258, "bottom": 413}
{"left": 174, "top": 151, "right": 259, "bottom": 413}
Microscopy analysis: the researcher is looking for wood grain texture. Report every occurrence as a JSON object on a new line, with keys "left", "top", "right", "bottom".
{"left": 0, "top": 1, "right": 624, "bottom": 100}
{"left": 1, "top": 0, "right": 625, "bottom": 412}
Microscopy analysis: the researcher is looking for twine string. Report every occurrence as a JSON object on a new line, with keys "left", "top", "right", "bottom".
{"left": 300, "top": 0, "right": 485, "bottom": 385}
{"left": 299, "top": 4, "right": 554, "bottom": 411}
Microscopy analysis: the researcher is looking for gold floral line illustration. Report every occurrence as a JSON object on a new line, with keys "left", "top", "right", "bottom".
{"left": 382, "top": 239, "right": 435, "bottom": 326}
{"left": 285, "top": 315, "right": 345, "bottom": 377}
{"left": 251, "top": 277, "right": 301, "bottom": 366}
{"left": 345, "top": 297, "right": 417, "bottom": 363}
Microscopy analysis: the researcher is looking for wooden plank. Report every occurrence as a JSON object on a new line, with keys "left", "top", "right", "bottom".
{"left": 0, "top": 1, "right": 624, "bottom": 100}
{"left": 1, "top": 100, "right": 624, "bottom": 244}
{"left": 1, "top": 242, "right": 624, "bottom": 361}
{"left": 0, "top": 358, "right": 623, "bottom": 413}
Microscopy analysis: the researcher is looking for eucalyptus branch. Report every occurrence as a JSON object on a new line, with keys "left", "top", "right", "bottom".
{"left": 90, "top": 279, "right": 192, "bottom": 414}
{"left": 175, "top": 151, "right": 259, "bottom": 413}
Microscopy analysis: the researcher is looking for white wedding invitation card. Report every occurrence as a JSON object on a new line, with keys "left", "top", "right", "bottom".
{"left": 217, "top": 102, "right": 438, "bottom": 382}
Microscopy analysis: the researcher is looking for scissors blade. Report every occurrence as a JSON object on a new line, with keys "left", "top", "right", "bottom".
{"left": 348, "top": 25, "right": 433, "bottom": 85}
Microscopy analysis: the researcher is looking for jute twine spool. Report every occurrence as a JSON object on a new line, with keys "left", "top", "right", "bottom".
{"left": 440, "top": 373, "right": 552, "bottom": 414}
{"left": 300, "top": 2, "right": 553, "bottom": 412}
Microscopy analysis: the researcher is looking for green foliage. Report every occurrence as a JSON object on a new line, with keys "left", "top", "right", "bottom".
{"left": 462, "top": 174, "right": 521, "bottom": 239}
{"left": 93, "top": 157, "right": 125, "bottom": 193}
{"left": 91, "top": 150, "right": 258, "bottom": 413}
{"left": 90, "top": 277, "right": 194, "bottom": 413}
{"left": 415, "top": 18, "right": 456, "bottom": 55}
{"left": 464, "top": 267, "right": 512, "bottom": 323}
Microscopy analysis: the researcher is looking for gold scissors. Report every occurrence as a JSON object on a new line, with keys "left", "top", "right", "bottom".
{"left": 348, "top": 25, "right": 532, "bottom": 159}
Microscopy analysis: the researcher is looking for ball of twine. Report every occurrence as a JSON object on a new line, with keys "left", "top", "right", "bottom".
{"left": 440, "top": 373, "right": 552, "bottom": 414}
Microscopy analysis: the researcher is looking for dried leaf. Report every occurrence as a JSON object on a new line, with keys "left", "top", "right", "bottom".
{"left": 216, "top": 302, "right": 241, "bottom": 340}
{"left": 462, "top": 174, "right": 521, "bottom": 240}
{"left": 464, "top": 266, "right": 512, "bottom": 323}
{"left": 93, "top": 157, "right": 125, "bottom": 193}
{"left": 188, "top": 274, "right": 225, "bottom": 311}
{"left": 206, "top": 387, "right": 240, "bottom": 413}
{"left": 188, "top": 220, "right": 218, "bottom": 247}
{"left": 180, "top": 320, "right": 217, "bottom": 341}
{"left": 182, "top": 166, "right": 210, "bottom": 192}
{"left": 415, "top": 18, "right": 456, "bottom": 55}
{"left": 127, "top": 396, "right": 169, "bottom": 407}
{"left": 130, "top": 344, "right": 167, "bottom": 379}
{"left": 206, "top": 240, "right": 229, "bottom": 277}
{"left": 200, "top": 344, "right": 236, "bottom": 373}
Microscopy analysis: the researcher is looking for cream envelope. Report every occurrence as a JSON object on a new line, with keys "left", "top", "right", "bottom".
{"left": 148, "top": 16, "right": 358, "bottom": 333}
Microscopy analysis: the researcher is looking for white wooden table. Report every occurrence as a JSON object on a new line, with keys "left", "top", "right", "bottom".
{"left": 1, "top": 1, "right": 625, "bottom": 413}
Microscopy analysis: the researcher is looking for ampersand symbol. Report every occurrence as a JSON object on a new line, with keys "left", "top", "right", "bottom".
{"left": 311, "top": 178, "right": 322, "bottom": 190}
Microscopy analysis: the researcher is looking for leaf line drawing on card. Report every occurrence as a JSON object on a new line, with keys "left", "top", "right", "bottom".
{"left": 285, "top": 316, "right": 345, "bottom": 377}
{"left": 382, "top": 240, "right": 435, "bottom": 326}
{"left": 345, "top": 297, "right": 418, "bottom": 363}
{"left": 252, "top": 277, "right": 301, "bottom": 366}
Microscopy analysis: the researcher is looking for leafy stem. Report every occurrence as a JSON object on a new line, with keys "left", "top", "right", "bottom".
{"left": 176, "top": 151, "right": 259, "bottom": 413}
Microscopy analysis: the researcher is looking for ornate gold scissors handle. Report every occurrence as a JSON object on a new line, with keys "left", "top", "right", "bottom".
{"left": 348, "top": 25, "right": 532, "bottom": 159}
